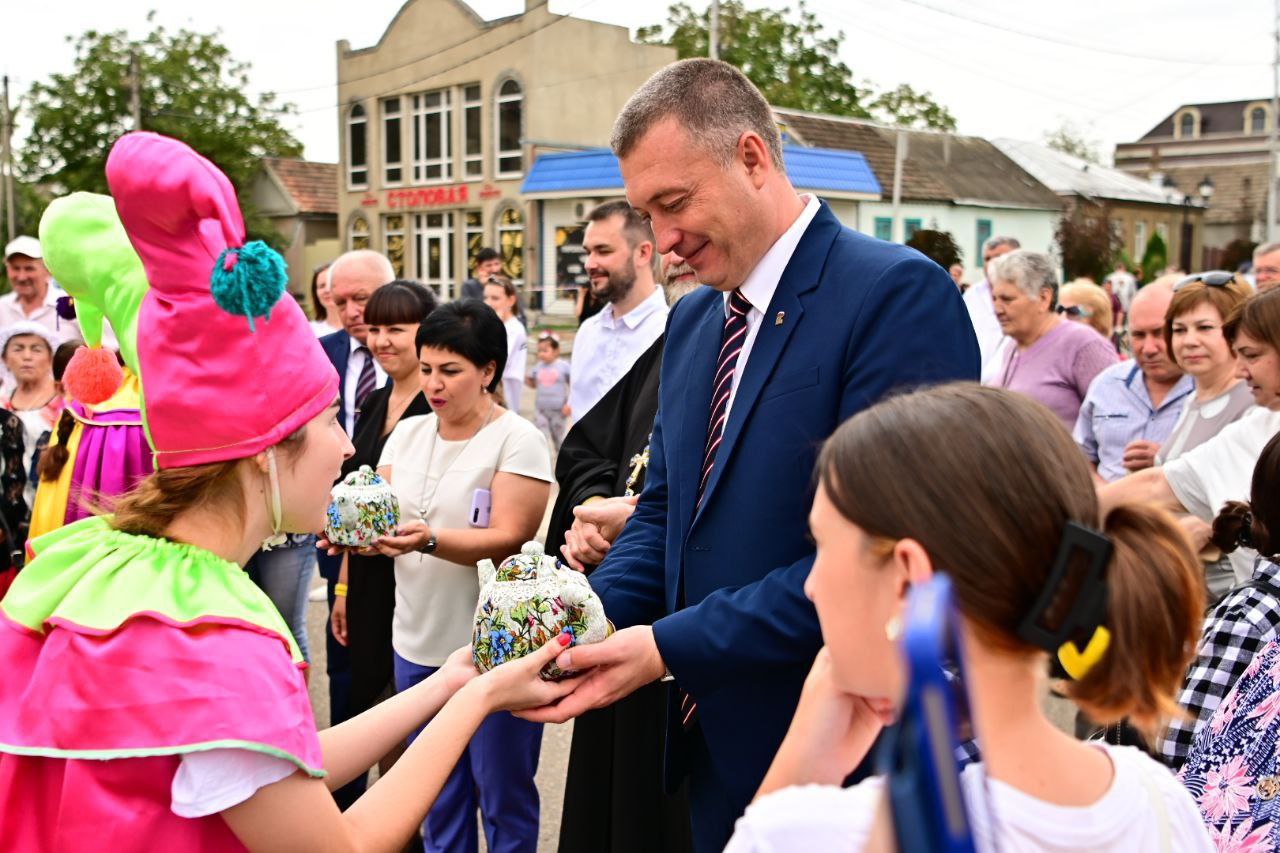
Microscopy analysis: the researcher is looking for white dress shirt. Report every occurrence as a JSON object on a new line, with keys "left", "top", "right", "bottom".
{"left": 962, "top": 278, "right": 1010, "bottom": 384}
{"left": 720, "top": 194, "right": 821, "bottom": 418}
{"left": 343, "top": 335, "right": 387, "bottom": 435}
{"left": 569, "top": 285, "right": 668, "bottom": 422}
{"left": 0, "top": 284, "right": 80, "bottom": 346}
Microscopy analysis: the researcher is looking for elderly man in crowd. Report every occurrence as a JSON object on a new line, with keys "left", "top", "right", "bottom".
{"left": 1074, "top": 280, "right": 1192, "bottom": 481}
{"left": 963, "top": 234, "right": 1019, "bottom": 382}
{"left": 1254, "top": 241, "right": 1280, "bottom": 293}
{"left": 1, "top": 237, "right": 79, "bottom": 344}
{"left": 990, "top": 249, "right": 1117, "bottom": 428}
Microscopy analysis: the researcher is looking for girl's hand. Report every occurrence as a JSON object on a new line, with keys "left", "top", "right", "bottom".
{"left": 315, "top": 535, "right": 360, "bottom": 558}
{"left": 438, "top": 645, "right": 481, "bottom": 694}
{"left": 373, "top": 520, "right": 433, "bottom": 558}
{"left": 474, "top": 632, "right": 579, "bottom": 713}
{"left": 330, "top": 594, "right": 348, "bottom": 647}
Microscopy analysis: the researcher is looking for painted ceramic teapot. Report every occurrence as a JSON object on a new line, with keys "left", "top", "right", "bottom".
{"left": 472, "top": 540, "right": 611, "bottom": 679}
{"left": 325, "top": 465, "right": 400, "bottom": 547}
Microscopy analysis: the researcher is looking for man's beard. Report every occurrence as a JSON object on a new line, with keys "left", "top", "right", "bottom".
{"left": 592, "top": 257, "right": 638, "bottom": 304}
{"left": 663, "top": 262, "right": 699, "bottom": 306}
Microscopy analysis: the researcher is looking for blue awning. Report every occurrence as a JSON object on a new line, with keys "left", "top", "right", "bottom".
{"left": 521, "top": 146, "right": 881, "bottom": 199}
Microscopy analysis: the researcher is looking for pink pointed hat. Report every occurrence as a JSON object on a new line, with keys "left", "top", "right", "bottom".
{"left": 106, "top": 131, "right": 338, "bottom": 468}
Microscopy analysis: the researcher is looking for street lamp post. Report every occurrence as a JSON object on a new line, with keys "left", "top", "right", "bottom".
{"left": 1179, "top": 175, "right": 1215, "bottom": 272}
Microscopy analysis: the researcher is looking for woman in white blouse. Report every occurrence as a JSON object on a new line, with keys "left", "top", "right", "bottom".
{"left": 370, "top": 299, "right": 551, "bottom": 853}
{"left": 727, "top": 385, "right": 1213, "bottom": 852}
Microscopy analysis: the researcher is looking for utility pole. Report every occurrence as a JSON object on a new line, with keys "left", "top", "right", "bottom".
{"left": 128, "top": 51, "right": 142, "bottom": 131}
{"left": 891, "top": 130, "right": 907, "bottom": 243}
{"left": 1270, "top": 0, "right": 1279, "bottom": 242}
{"left": 1, "top": 75, "right": 14, "bottom": 243}
{"left": 709, "top": 0, "right": 720, "bottom": 61}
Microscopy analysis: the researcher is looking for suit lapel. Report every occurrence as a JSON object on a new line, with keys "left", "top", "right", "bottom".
{"left": 693, "top": 205, "right": 838, "bottom": 519}
{"left": 674, "top": 294, "right": 729, "bottom": 530}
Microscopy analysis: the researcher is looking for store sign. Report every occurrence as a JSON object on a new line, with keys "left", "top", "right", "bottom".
{"left": 386, "top": 185, "right": 471, "bottom": 209}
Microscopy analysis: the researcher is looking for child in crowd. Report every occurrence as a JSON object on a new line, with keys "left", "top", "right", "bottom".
{"left": 727, "top": 384, "right": 1212, "bottom": 851}
{"left": 526, "top": 331, "right": 571, "bottom": 450}
{"left": 482, "top": 276, "right": 527, "bottom": 411}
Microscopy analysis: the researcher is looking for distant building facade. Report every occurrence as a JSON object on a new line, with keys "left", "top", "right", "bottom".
{"left": 251, "top": 158, "right": 341, "bottom": 301}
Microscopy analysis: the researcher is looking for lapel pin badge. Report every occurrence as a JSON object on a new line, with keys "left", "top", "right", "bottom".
{"left": 775, "top": 311, "right": 786, "bottom": 326}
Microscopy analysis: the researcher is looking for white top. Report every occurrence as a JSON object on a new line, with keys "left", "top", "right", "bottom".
{"left": 379, "top": 409, "right": 552, "bottom": 665}
{"left": 310, "top": 319, "right": 341, "bottom": 338}
{"left": 1165, "top": 406, "right": 1280, "bottom": 583}
{"left": 963, "top": 279, "right": 1010, "bottom": 384}
{"left": 726, "top": 744, "right": 1211, "bottom": 853}
{"left": 721, "top": 194, "right": 821, "bottom": 418}
{"left": 342, "top": 334, "right": 387, "bottom": 435}
{"left": 568, "top": 285, "right": 668, "bottom": 422}
{"left": 1105, "top": 271, "right": 1138, "bottom": 311}
{"left": 502, "top": 315, "right": 528, "bottom": 384}
{"left": 0, "top": 285, "right": 80, "bottom": 345}
{"left": 171, "top": 748, "right": 296, "bottom": 817}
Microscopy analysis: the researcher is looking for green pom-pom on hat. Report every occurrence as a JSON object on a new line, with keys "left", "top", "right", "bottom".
{"left": 210, "top": 241, "right": 287, "bottom": 331}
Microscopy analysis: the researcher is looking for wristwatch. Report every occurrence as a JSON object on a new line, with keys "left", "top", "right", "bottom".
{"left": 418, "top": 533, "right": 438, "bottom": 554}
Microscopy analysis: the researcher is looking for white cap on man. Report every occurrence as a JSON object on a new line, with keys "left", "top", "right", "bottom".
{"left": 4, "top": 236, "right": 42, "bottom": 261}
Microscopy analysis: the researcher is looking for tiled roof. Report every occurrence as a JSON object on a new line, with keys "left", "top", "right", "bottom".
{"left": 520, "top": 146, "right": 882, "bottom": 197}
{"left": 1140, "top": 99, "right": 1270, "bottom": 140}
{"left": 262, "top": 158, "right": 339, "bottom": 215}
{"left": 775, "top": 109, "right": 1060, "bottom": 209}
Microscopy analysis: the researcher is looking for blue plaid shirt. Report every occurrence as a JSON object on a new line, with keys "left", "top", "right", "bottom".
{"left": 1073, "top": 360, "right": 1193, "bottom": 482}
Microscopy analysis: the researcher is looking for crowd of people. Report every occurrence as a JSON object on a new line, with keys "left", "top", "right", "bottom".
{"left": 7, "top": 56, "right": 1280, "bottom": 853}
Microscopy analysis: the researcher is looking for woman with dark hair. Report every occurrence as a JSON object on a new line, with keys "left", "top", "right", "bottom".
{"left": 1160, "top": 430, "right": 1280, "bottom": 767}
{"left": 310, "top": 262, "right": 341, "bottom": 337}
{"left": 728, "top": 385, "right": 1211, "bottom": 850}
{"left": 331, "top": 280, "right": 437, "bottom": 768}
{"left": 358, "top": 297, "right": 552, "bottom": 852}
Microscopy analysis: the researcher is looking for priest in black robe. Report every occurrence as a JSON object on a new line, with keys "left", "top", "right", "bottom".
{"left": 552, "top": 254, "right": 697, "bottom": 853}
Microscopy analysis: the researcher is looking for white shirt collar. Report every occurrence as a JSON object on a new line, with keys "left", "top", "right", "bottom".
{"left": 725, "top": 194, "right": 821, "bottom": 316}
{"left": 600, "top": 285, "right": 667, "bottom": 331}
{"left": 348, "top": 333, "right": 366, "bottom": 355}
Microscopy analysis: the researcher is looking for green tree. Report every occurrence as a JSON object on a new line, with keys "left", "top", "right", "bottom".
{"left": 638, "top": 1, "right": 871, "bottom": 116}
{"left": 1044, "top": 120, "right": 1101, "bottom": 165}
{"left": 1054, "top": 202, "right": 1121, "bottom": 282}
{"left": 1141, "top": 231, "right": 1168, "bottom": 283}
{"left": 905, "top": 229, "right": 962, "bottom": 268}
{"left": 870, "top": 84, "right": 956, "bottom": 132}
{"left": 18, "top": 15, "right": 301, "bottom": 246}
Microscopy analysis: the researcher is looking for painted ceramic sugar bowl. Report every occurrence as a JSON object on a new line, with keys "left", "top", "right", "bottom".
{"left": 324, "top": 465, "right": 400, "bottom": 547}
{"left": 472, "top": 540, "right": 612, "bottom": 679}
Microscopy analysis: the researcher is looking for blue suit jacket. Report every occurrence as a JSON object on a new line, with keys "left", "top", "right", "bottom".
{"left": 588, "top": 203, "right": 980, "bottom": 827}
{"left": 320, "top": 329, "right": 353, "bottom": 429}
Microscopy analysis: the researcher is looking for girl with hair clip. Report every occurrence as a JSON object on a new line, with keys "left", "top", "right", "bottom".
{"left": 0, "top": 133, "right": 575, "bottom": 851}
{"left": 726, "top": 384, "right": 1213, "bottom": 851}
{"left": 1161, "top": 430, "right": 1280, "bottom": 770}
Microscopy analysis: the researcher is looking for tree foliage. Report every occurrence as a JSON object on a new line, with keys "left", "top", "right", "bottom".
{"left": 18, "top": 15, "right": 301, "bottom": 244}
{"left": 638, "top": 1, "right": 955, "bottom": 130}
{"left": 906, "top": 229, "right": 962, "bottom": 268}
{"left": 1044, "top": 120, "right": 1101, "bottom": 165}
{"left": 1141, "top": 231, "right": 1168, "bottom": 283}
{"left": 1055, "top": 202, "right": 1121, "bottom": 283}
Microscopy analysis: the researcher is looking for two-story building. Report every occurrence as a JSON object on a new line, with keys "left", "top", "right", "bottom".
{"left": 335, "top": 0, "right": 674, "bottom": 302}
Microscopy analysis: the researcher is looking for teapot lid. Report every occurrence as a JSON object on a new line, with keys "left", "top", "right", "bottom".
{"left": 521, "top": 541, "right": 544, "bottom": 558}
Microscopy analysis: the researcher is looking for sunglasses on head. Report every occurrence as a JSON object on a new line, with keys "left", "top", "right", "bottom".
{"left": 1175, "top": 271, "right": 1236, "bottom": 291}
{"left": 1056, "top": 304, "right": 1092, "bottom": 318}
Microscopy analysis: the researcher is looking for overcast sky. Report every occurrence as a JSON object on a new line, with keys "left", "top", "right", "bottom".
{"left": 6, "top": 0, "right": 1275, "bottom": 165}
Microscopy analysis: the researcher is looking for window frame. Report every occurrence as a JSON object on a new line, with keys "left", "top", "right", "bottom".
{"left": 347, "top": 214, "right": 371, "bottom": 251}
{"left": 411, "top": 89, "right": 454, "bottom": 185}
{"left": 346, "top": 103, "right": 369, "bottom": 190}
{"left": 381, "top": 97, "right": 403, "bottom": 187}
{"left": 463, "top": 83, "right": 484, "bottom": 180}
{"left": 494, "top": 78, "right": 524, "bottom": 179}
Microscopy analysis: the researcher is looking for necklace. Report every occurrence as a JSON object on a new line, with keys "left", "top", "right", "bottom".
{"left": 8, "top": 387, "right": 56, "bottom": 413}
{"left": 415, "top": 398, "right": 498, "bottom": 522}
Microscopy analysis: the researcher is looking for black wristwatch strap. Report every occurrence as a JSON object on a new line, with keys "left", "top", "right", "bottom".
{"left": 419, "top": 534, "right": 438, "bottom": 554}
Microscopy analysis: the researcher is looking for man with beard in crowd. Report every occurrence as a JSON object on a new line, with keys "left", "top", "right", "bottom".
{"left": 552, "top": 249, "right": 699, "bottom": 853}
{"left": 568, "top": 200, "right": 668, "bottom": 423}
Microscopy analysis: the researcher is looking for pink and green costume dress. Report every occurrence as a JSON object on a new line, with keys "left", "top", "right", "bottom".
{"left": 0, "top": 516, "right": 324, "bottom": 850}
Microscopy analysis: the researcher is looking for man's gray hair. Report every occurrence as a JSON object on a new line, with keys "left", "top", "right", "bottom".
{"left": 992, "top": 249, "right": 1058, "bottom": 302}
{"left": 330, "top": 249, "right": 394, "bottom": 288}
{"left": 611, "top": 58, "right": 784, "bottom": 170}
{"left": 1255, "top": 241, "right": 1280, "bottom": 260}
{"left": 982, "top": 235, "right": 1021, "bottom": 257}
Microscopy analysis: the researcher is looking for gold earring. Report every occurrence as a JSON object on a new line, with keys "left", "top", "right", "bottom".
{"left": 885, "top": 615, "right": 902, "bottom": 642}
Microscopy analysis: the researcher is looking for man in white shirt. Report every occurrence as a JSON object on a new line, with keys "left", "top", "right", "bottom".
{"left": 963, "top": 234, "right": 1018, "bottom": 383}
{"left": 1104, "top": 261, "right": 1138, "bottom": 312}
{"left": 325, "top": 249, "right": 393, "bottom": 435}
{"left": 1, "top": 236, "right": 80, "bottom": 344}
{"left": 568, "top": 200, "right": 668, "bottom": 422}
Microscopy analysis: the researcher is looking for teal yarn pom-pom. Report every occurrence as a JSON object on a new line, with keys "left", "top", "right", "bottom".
{"left": 210, "top": 241, "right": 287, "bottom": 332}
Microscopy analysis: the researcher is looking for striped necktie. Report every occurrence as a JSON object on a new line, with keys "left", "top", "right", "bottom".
{"left": 355, "top": 346, "right": 376, "bottom": 415}
{"left": 681, "top": 288, "right": 752, "bottom": 732}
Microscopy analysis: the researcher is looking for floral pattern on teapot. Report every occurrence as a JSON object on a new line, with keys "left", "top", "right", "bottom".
{"left": 325, "top": 465, "right": 400, "bottom": 548}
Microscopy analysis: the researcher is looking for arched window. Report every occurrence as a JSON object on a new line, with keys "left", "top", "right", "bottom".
{"left": 497, "top": 205, "right": 524, "bottom": 282}
{"left": 495, "top": 79, "right": 523, "bottom": 176}
{"left": 1178, "top": 112, "right": 1195, "bottom": 139}
{"left": 348, "top": 215, "right": 370, "bottom": 251}
{"left": 1253, "top": 107, "right": 1268, "bottom": 135}
{"left": 347, "top": 104, "right": 368, "bottom": 188}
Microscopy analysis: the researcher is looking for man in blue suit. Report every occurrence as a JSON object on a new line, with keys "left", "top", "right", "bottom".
{"left": 523, "top": 60, "right": 980, "bottom": 851}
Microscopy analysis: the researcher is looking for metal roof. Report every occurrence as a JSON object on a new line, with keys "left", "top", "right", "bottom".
{"left": 520, "top": 146, "right": 882, "bottom": 199}
{"left": 994, "top": 139, "right": 1186, "bottom": 207}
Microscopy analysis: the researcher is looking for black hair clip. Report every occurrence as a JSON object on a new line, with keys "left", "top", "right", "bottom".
{"left": 1240, "top": 511, "right": 1257, "bottom": 551}
{"left": 1017, "top": 522, "right": 1113, "bottom": 680}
